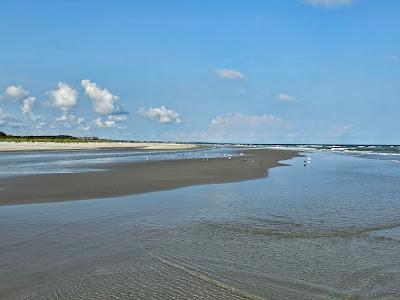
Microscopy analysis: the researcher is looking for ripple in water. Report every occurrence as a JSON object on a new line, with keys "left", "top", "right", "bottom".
{"left": 1, "top": 151, "right": 400, "bottom": 299}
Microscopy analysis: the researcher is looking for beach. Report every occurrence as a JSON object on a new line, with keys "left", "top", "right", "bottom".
{"left": 0, "top": 141, "right": 200, "bottom": 152}
{"left": 0, "top": 148, "right": 299, "bottom": 206}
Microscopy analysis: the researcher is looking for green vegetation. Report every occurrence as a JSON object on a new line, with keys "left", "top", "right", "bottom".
{"left": 0, "top": 132, "right": 113, "bottom": 143}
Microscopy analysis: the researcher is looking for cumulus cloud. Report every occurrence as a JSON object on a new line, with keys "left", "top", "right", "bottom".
{"left": 138, "top": 106, "right": 181, "bottom": 124}
{"left": 94, "top": 114, "right": 127, "bottom": 128}
{"left": 276, "top": 93, "right": 297, "bottom": 102}
{"left": 56, "top": 113, "right": 83, "bottom": 124}
{"left": 55, "top": 112, "right": 89, "bottom": 131}
{"left": 48, "top": 82, "right": 78, "bottom": 112}
{"left": 34, "top": 118, "right": 47, "bottom": 129}
{"left": 303, "top": 0, "right": 353, "bottom": 7}
{"left": 28, "top": 113, "right": 46, "bottom": 128}
{"left": 2, "top": 85, "right": 29, "bottom": 101}
{"left": 81, "top": 80, "right": 120, "bottom": 115}
{"left": 55, "top": 113, "right": 69, "bottom": 122}
{"left": 0, "top": 97, "right": 45, "bottom": 129}
{"left": 215, "top": 69, "right": 245, "bottom": 80}
{"left": 1, "top": 85, "right": 45, "bottom": 128}
{"left": 21, "top": 96, "right": 36, "bottom": 115}
{"left": 20, "top": 96, "right": 46, "bottom": 126}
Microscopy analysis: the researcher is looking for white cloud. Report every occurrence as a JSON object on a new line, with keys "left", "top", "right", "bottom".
{"left": 56, "top": 113, "right": 69, "bottom": 122}
{"left": 3, "top": 85, "right": 29, "bottom": 101}
{"left": 210, "top": 113, "right": 282, "bottom": 127}
{"left": 57, "top": 113, "right": 82, "bottom": 124}
{"left": 76, "top": 116, "right": 85, "bottom": 125}
{"left": 34, "top": 117, "right": 47, "bottom": 128}
{"left": 276, "top": 93, "right": 297, "bottom": 102}
{"left": 48, "top": 82, "right": 78, "bottom": 112}
{"left": 80, "top": 125, "right": 91, "bottom": 131}
{"left": 28, "top": 113, "right": 46, "bottom": 128}
{"left": 55, "top": 112, "right": 88, "bottom": 130}
{"left": 0, "top": 108, "right": 8, "bottom": 125}
{"left": 202, "top": 112, "right": 289, "bottom": 142}
{"left": 95, "top": 117, "right": 112, "bottom": 128}
{"left": 392, "top": 55, "right": 399, "bottom": 63}
{"left": 215, "top": 68, "right": 245, "bottom": 80}
{"left": 2, "top": 86, "right": 44, "bottom": 128}
{"left": 303, "top": 0, "right": 353, "bottom": 7}
{"left": 81, "top": 80, "right": 120, "bottom": 115}
{"left": 109, "top": 114, "right": 127, "bottom": 122}
{"left": 21, "top": 96, "right": 36, "bottom": 115}
{"left": 94, "top": 114, "right": 127, "bottom": 128}
{"left": 328, "top": 124, "right": 352, "bottom": 137}
{"left": 138, "top": 106, "right": 181, "bottom": 124}
{"left": 58, "top": 115, "right": 69, "bottom": 122}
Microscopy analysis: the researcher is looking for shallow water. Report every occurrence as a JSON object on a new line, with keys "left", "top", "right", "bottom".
{"left": 0, "top": 146, "right": 231, "bottom": 177}
{"left": 0, "top": 151, "right": 400, "bottom": 299}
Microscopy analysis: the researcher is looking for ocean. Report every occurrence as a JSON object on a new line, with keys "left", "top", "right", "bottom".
{"left": 0, "top": 146, "right": 399, "bottom": 299}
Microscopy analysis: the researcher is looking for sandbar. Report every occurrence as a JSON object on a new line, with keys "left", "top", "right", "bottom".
{"left": 0, "top": 149, "right": 300, "bottom": 206}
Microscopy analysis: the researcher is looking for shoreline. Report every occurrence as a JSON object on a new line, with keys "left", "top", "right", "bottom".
{"left": 0, "top": 141, "right": 200, "bottom": 152}
{"left": 0, "top": 149, "right": 300, "bottom": 206}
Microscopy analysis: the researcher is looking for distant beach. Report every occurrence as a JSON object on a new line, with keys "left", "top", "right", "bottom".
{"left": 0, "top": 141, "right": 200, "bottom": 152}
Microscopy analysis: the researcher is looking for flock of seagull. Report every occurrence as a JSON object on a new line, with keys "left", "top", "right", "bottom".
{"left": 143, "top": 151, "right": 312, "bottom": 167}
{"left": 143, "top": 151, "right": 259, "bottom": 164}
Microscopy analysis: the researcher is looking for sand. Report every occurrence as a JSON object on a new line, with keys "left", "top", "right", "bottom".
{"left": 0, "top": 141, "right": 199, "bottom": 152}
{"left": 0, "top": 149, "right": 300, "bottom": 206}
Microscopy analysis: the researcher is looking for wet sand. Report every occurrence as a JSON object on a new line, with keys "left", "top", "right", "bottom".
{"left": 0, "top": 149, "right": 299, "bottom": 206}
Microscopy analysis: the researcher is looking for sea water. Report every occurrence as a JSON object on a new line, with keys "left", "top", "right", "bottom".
{"left": 0, "top": 150, "right": 399, "bottom": 299}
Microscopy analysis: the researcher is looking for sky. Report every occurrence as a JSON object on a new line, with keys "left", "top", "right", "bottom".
{"left": 0, "top": 0, "right": 399, "bottom": 144}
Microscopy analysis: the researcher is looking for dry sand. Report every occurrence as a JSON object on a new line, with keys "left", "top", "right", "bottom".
{"left": 0, "top": 141, "right": 199, "bottom": 152}
{"left": 0, "top": 149, "right": 300, "bottom": 206}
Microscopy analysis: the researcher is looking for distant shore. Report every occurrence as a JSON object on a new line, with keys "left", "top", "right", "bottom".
{"left": 0, "top": 141, "right": 200, "bottom": 152}
{"left": 0, "top": 148, "right": 299, "bottom": 206}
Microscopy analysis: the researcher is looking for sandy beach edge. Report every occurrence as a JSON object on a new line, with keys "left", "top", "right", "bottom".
{"left": 0, "top": 141, "right": 201, "bottom": 152}
{"left": 0, "top": 149, "right": 301, "bottom": 206}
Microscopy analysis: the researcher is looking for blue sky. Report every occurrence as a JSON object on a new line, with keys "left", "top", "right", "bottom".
{"left": 0, "top": 0, "right": 399, "bottom": 144}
